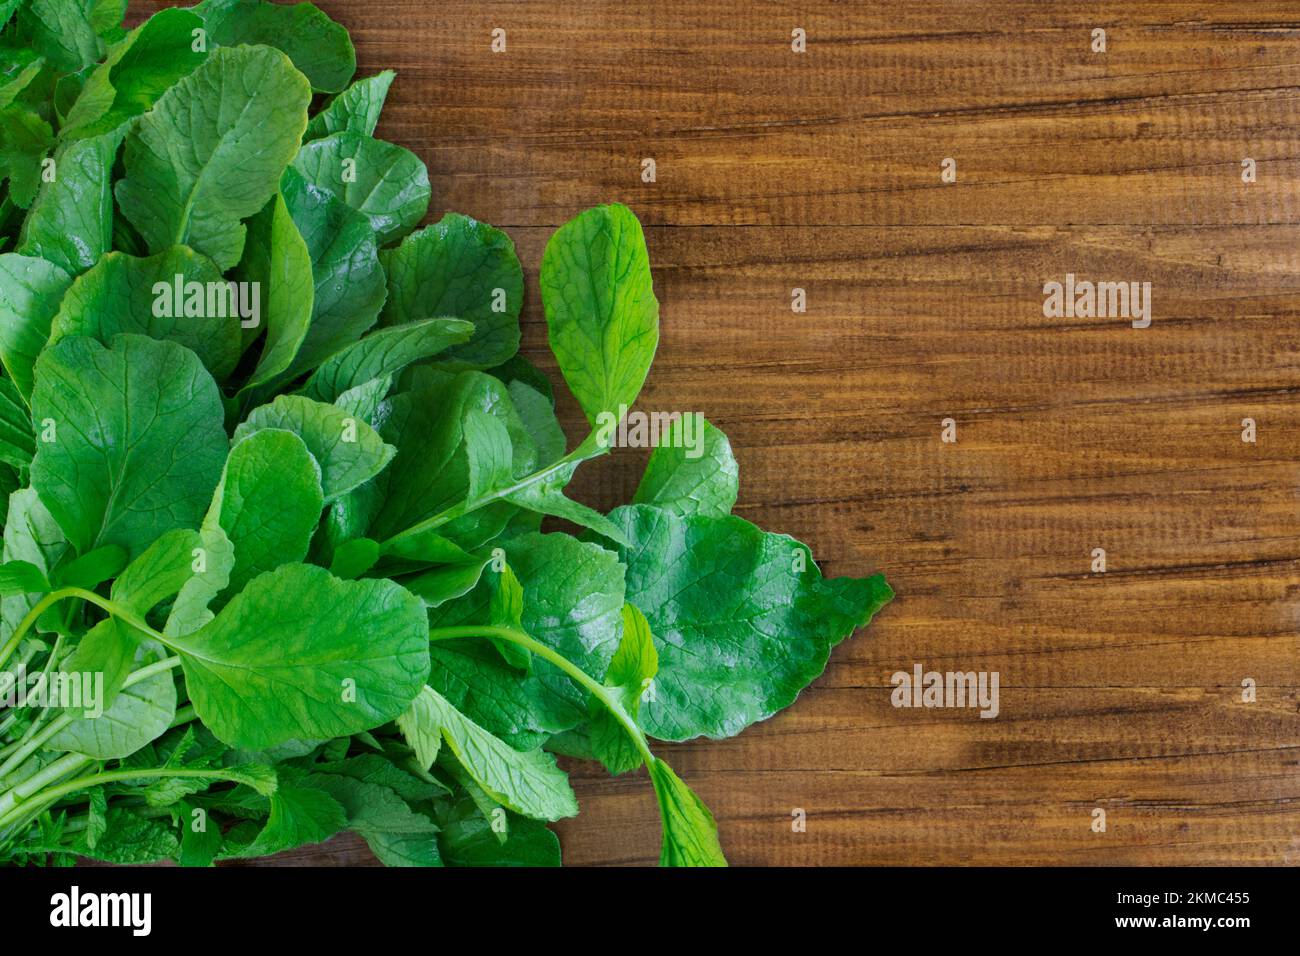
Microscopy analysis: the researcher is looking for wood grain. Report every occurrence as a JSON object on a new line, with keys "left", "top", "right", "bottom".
{"left": 129, "top": 0, "right": 1300, "bottom": 865}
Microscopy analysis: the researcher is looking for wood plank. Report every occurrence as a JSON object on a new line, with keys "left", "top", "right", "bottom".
{"left": 357, "top": 1, "right": 1300, "bottom": 226}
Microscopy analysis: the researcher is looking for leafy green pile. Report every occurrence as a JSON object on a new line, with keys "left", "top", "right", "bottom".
{"left": 0, "top": 0, "right": 891, "bottom": 867}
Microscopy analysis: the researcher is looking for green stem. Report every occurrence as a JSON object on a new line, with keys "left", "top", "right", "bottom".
{"left": 0, "top": 692, "right": 196, "bottom": 837}
{"left": 428, "top": 624, "right": 655, "bottom": 767}
{"left": 383, "top": 434, "right": 606, "bottom": 552}
{"left": 0, "top": 753, "right": 93, "bottom": 832}
{"left": 0, "top": 657, "right": 181, "bottom": 788}
{"left": 12, "top": 633, "right": 66, "bottom": 747}
{"left": 171, "top": 703, "right": 196, "bottom": 728}
{"left": 0, "top": 639, "right": 42, "bottom": 710}
{"left": 0, "top": 765, "right": 236, "bottom": 833}
{"left": 0, "top": 587, "right": 161, "bottom": 676}
{"left": 0, "top": 590, "right": 68, "bottom": 674}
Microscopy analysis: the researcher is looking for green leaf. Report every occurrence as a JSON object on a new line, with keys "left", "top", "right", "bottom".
{"left": 111, "top": 528, "right": 201, "bottom": 616}
{"left": 16, "top": 131, "right": 118, "bottom": 275}
{"left": 328, "top": 537, "right": 378, "bottom": 579}
{"left": 589, "top": 603, "right": 658, "bottom": 774}
{"left": 141, "top": 764, "right": 276, "bottom": 808}
{"left": 0, "top": 559, "right": 47, "bottom": 597}
{"left": 0, "top": 105, "right": 53, "bottom": 208}
{"left": 207, "top": 428, "right": 324, "bottom": 596}
{"left": 489, "top": 354, "right": 554, "bottom": 404}
{"left": 495, "top": 532, "right": 625, "bottom": 717}
{"left": 648, "top": 759, "right": 727, "bottom": 867}
{"left": 380, "top": 213, "right": 523, "bottom": 369}
{"left": 427, "top": 637, "right": 574, "bottom": 750}
{"left": 396, "top": 685, "right": 443, "bottom": 772}
{"left": 405, "top": 686, "right": 578, "bottom": 822}
{"left": 315, "top": 753, "right": 438, "bottom": 804}
{"left": 30, "top": 334, "right": 228, "bottom": 559}
{"left": 116, "top": 46, "right": 311, "bottom": 270}
{"left": 302, "top": 317, "right": 474, "bottom": 404}
{"left": 235, "top": 783, "right": 346, "bottom": 858}
{"left": 0, "top": 1, "right": 19, "bottom": 29}
{"left": 607, "top": 504, "right": 894, "bottom": 740}
{"left": 163, "top": 524, "right": 233, "bottom": 638}
{"left": 400, "top": 555, "right": 490, "bottom": 609}
{"left": 233, "top": 394, "right": 394, "bottom": 502}
{"left": 60, "top": 7, "right": 208, "bottom": 139}
{"left": 85, "top": 788, "right": 107, "bottom": 850}
{"left": 199, "top": 0, "right": 355, "bottom": 93}
{"left": 234, "top": 191, "right": 313, "bottom": 391}
{"left": 170, "top": 563, "right": 430, "bottom": 748}
{"left": 179, "top": 803, "right": 224, "bottom": 867}
{"left": 502, "top": 458, "right": 632, "bottom": 547}
{"left": 88, "top": 0, "right": 127, "bottom": 36}
{"left": 18, "top": 0, "right": 100, "bottom": 73}
{"left": 508, "top": 381, "right": 565, "bottom": 467}
{"left": 0, "top": 376, "right": 34, "bottom": 469}
{"left": 303, "top": 772, "right": 440, "bottom": 866}
{"left": 305, "top": 70, "right": 394, "bottom": 140}
{"left": 489, "top": 564, "right": 525, "bottom": 631}
{"left": 633, "top": 417, "right": 738, "bottom": 518}
{"left": 277, "top": 165, "right": 386, "bottom": 379}
{"left": 366, "top": 370, "right": 529, "bottom": 543}
{"left": 438, "top": 796, "right": 560, "bottom": 867}
{"left": 334, "top": 375, "right": 391, "bottom": 424}
{"left": 540, "top": 203, "right": 659, "bottom": 427}
{"left": 463, "top": 407, "right": 513, "bottom": 502}
{"left": 0, "top": 253, "right": 72, "bottom": 402}
{"left": 292, "top": 131, "right": 429, "bottom": 245}
{"left": 45, "top": 654, "right": 177, "bottom": 759}
{"left": 50, "top": 246, "right": 243, "bottom": 380}
{"left": 70, "top": 807, "right": 179, "bottom": 865}
{"left": 59, "top": 617, "right": 136, "bottom": 716}
{"left": 50, "top": 543, "right": 127, "bottom": 590}
{"left": 1, "top": 488, "right": 69, "bottom": 638}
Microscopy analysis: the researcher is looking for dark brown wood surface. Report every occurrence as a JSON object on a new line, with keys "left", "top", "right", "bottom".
{"left": 132, "top": 0, "right": 1300, "bottom": 866}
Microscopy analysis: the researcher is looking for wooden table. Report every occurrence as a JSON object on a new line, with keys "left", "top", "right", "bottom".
{"left": 132, "top": 0, "right": 1300, "bottom": 866}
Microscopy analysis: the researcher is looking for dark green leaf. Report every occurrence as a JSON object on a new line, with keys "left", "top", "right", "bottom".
{"left": 380, "top": 213, "right": 523, "bottom": 369}
{"left": 277, "top": 165, "right": 386, "bottom": 379}
{"left": 199, "top": 0, "right": 355, "bottom": 93}
{"left": 233, "top": 394, "right": 394, "bottom": 502}
{"left": 234, "top": 191, "right": 313, "bottom": 391}
{"left": 305, "top": 70, "right": 393, "bottom": 140}
{"left": 438, "top": 795, "right": 560, "bottom": 867}
{"left": 292, "top": 131, "right": 429, "bottom": 245}
{"left": 60, "top": 8, "right": 208, "bottom": 139}
{"left": 116, "top": 46, "right": 311, "bottom": 269}
{"left": 302, "top": 317, "right": 474, "bottom": 404}
{"left": 0, "top": 253, "right": 72, "bottom": 402}
{"left": 50, "top": 246, "right": 243, "bottom": 380}
{"left": 207, "top": 428, "right": 324, "bottom": 596}
{"left": 16, "top": 131, "right": 118, "bottom": 275}
{"left": 30, "top": 335, "right": 227, "bottom": 559}
{"left": 608, "top": 504, "right": 893, "bottom": 740}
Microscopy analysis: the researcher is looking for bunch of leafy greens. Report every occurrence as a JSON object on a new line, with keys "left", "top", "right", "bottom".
{"left": 0, "top": 0, "right": 891, "bottom": 867}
